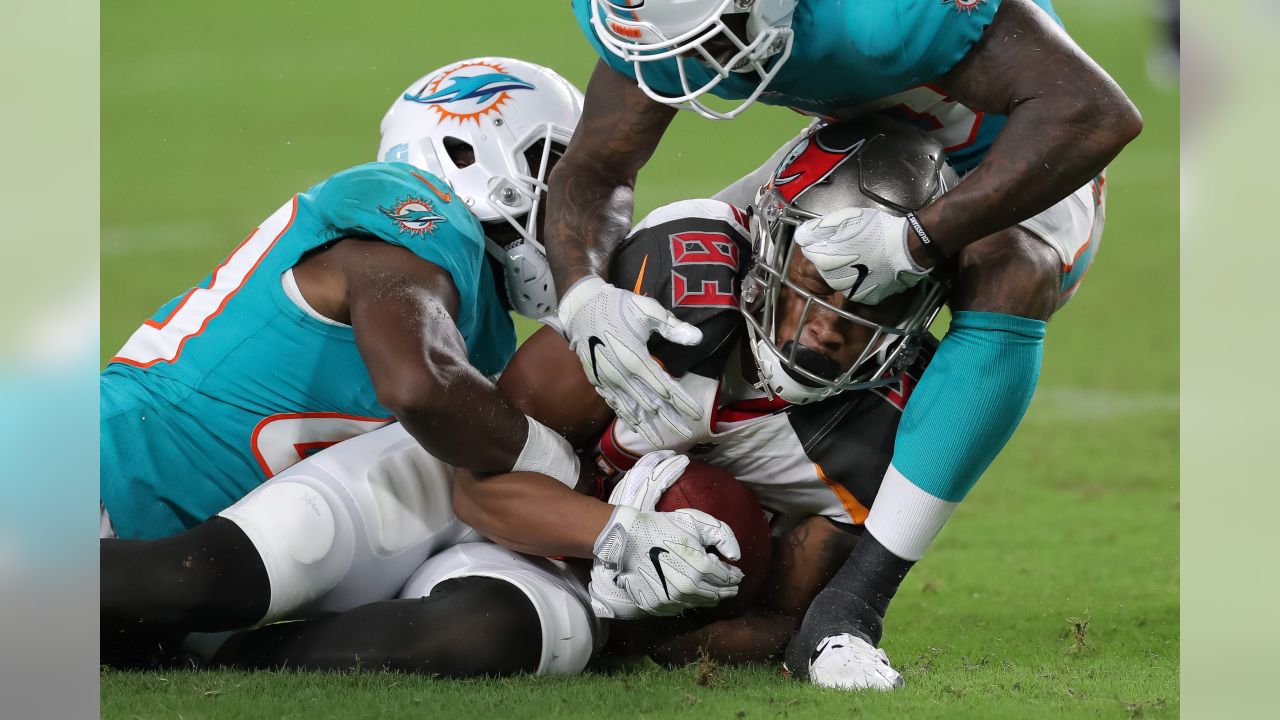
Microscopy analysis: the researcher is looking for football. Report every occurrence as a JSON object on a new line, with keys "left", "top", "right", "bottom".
{"left": 655, "top": 459, "right": 772, "bottom": 614}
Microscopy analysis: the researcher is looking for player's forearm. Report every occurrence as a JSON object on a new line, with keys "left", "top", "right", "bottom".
{"left": 544, "top": 159, "right": 639, "bottom": 292}
{"left": 916, "top": 94, "right": 1140, "bottom": 258}
{"left": 384, "top": 364, "right": 529, "bottom": 476}
{"left": 915, "top": 0, "right": 1142, "bottom": 259}
{"left": 452, "top": 470, "right": 612, "bottom": 558}
{"left": 544, "top": 61, "right": 677, "bottom": 295}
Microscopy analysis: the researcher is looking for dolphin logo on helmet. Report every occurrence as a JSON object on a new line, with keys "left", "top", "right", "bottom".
{"left": 404, "top": 73, "right": 537, "bottom": 106}
{"left": 378, "top": 58, "right": 585, "bottom": 321}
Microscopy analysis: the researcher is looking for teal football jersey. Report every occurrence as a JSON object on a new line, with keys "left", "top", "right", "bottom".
{"left": 575, "top": 0, "right": 1062, "bottom": 172}
{"left": 101, "top": 162, "right": 515, "bottom": 540}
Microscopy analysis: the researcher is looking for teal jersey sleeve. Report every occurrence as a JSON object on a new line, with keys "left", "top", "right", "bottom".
{"left": 839, "top": 1, "right": 1062, "bottom": 88}
{"left": 302, "top": 161, "right": 514, "bottom": 373}
{"left": 839, "top": 1, "right": 998, "bottom": 89}
{"left": 572, "top": 0, "right": 1063, "bottom": 104}
{"left": 306, "top": 162, "right": 487, "bottom": 316}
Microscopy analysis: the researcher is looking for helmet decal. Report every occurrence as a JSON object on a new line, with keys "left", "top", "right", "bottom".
{"left": 403, "top": 60, "right": 536, "bottom": 125}
{"left": 380, "top": 56, "right": 585, "bottom": 320}
{"left": 771, "top": 135, "right": 865, "bottom": 203}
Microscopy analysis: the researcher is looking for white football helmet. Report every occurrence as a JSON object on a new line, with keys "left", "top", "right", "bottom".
{"left": 378, "top": 57, "right": 584, "bottom": 320}
{"left": 741, "top": 118, "right": 958, "bottom": 404}
{"left": 590, "top": 0, "right": 796, "bottom": 119}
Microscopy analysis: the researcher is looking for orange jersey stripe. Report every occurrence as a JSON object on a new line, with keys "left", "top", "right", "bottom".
{"left": 815, "top": 462, "right": 870, "bottom": 525}
{"left": 632, "top": 254, "right": 649, "bottom": 295}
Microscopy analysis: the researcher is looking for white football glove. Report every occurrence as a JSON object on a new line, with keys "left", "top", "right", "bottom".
{"left": 557, "top": 276, "right": 704, "bottom": 445}
{"left": 605, "top": 449, "right": 688, "bottom": 510}
{"left": 807, "top": 633, "right": 904, "bottom": 691}
{"left": 590, "top": 505, "right": 744, "bottom": 619}
{"left": 589, "top": 451, "right": 744, "bottom": 619}
{"left": 793, "top": 207, "right": 930, "bottom": 305}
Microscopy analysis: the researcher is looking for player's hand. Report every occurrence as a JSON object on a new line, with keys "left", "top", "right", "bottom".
{"left": 806, "top": 633, "right": 904, "bottom": 691}
{"left": 606, "top": 449, "right": 688, "bottom": 510}
{"left": 793, "top": 207, "right": 930, "bottom": 305}
{"left": 590, "top": 504, "right": 744, "bottom": 619}
{"left": 557, "top": 276, "right": 704, "bottom": 445}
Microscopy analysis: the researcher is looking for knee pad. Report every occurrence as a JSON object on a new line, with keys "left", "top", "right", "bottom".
{"left": 402, "top": 543, "right": 601, "bottom": 675}
{"left": 218, "top": 479, "right": 354, "bottom": 624}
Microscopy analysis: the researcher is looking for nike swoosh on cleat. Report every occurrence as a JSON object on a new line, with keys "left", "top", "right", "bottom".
{"left": 648, "top": 546, "right": 672, "bottom": 599}
{"left": 811, "top": 636, "right": 845, "bottom": 665}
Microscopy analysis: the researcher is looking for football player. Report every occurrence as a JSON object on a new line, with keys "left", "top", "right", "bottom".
{"left": 100, "top": 57, "right": 745, "bottom": 667}
{"left": 454, "top": 116, "right": 956, "bottom": 686}
{"left": 197, "top": 115, "right": 956, "bottom": 683}
{"left": 542, "top": 0, "right": 1141, "bottom": 688}
{"left": 100, "top": 57, "right": 584, "bottom": 542}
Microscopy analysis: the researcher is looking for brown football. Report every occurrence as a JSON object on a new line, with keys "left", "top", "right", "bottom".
{"left": 655, "top": 459, "right": 772, "bottom": 615}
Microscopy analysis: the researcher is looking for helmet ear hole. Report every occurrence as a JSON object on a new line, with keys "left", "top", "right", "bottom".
{"left": 442, "top": 136, "right": 476, "bottom": 168}
{"left": 521, "top": 139, "right": 568, "bottom": 177}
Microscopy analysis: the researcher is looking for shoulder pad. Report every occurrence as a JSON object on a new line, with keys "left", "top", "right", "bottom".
{"left": 304, "top": 162, "right": 488, "bottom": 311}
{"left": 609, "top": 200, "right": 752, "bottom": 377}
{"left": 313, "top": 162, "right": 482, "bottom": 246}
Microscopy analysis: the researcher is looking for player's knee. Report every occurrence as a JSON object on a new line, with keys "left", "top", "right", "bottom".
{"left": 217, "top": 479, "right": 354, "bottom": 624}
{"left": 401, "top": 544, "right": 599, "bottom": 675}
{"left": 950, "top": 228, "right": 1061, "bottom": 320}
{"left": 398, "top": 577, "right": 543, "bottom": 677}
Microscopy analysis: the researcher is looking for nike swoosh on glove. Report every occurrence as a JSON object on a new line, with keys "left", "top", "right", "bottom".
{"left": 590, "top": 505, "right": 743, "bottom": 618}
{"left": 557, "top": 276, "right": 704, "bottom": 446}
{"left": 793, "top": 206, "right": 930, "bottom": 305}
{"left": 589, "top": 452, "right": 743, "bottom": 619}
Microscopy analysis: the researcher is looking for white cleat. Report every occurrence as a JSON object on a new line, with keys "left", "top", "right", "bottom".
{"left": 807, "top": 633, "right": 904, "bottom": 691}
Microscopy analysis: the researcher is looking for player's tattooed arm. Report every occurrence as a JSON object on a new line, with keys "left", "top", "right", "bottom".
{"left": 608, "top": 517, "right": 857, "bottom": 665}
{"left": 338, "top": 239, "right": 530, "bottom": 474}
{"left": 545, "top": 61, "right": 677, "bottom": 294}
{"left": 915, "top": 0, "right": 1142, "bottom": 261}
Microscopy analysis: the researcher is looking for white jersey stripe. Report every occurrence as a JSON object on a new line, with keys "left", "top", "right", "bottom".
{"left": 111, "top": 197, "right": 298, "bottom": 368}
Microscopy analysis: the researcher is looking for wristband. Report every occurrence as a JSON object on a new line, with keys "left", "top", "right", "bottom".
{"left": 513, "top": 415, "right": 581, "bottom": 489}
{"left": 905, "top": 212, "right": 948, "bottom": 266}
{"left": 554, "top": 275, "right": 609, "bottom": 340}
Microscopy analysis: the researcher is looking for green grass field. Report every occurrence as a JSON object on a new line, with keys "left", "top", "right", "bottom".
{"left": 101, "top": 0, "right": 1178, "bottom": 717}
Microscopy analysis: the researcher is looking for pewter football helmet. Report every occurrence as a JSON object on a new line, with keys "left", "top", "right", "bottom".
{"left": 379, "top": 57, "right": 584, "bottom": 320}
{"left": 741, "top": 117, "right": 959, "bottom": 404}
